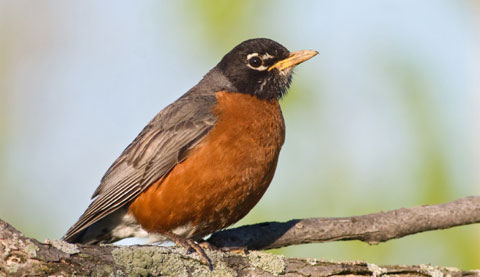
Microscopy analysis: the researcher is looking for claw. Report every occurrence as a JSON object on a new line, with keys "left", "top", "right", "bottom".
{"left": 198, "top": 240, "right": 220, "bottom": 251}
{"left": 164, "top": 232, "right": 213, "bottom": 270}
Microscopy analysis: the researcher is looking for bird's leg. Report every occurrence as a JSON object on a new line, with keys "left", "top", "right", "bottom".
{"left": 163, "top": 232, "right": 213, "bottom": 270}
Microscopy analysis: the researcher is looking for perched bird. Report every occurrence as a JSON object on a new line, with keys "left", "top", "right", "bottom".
{"left": 63, "top": 38, "right": 317, "bottom": 267}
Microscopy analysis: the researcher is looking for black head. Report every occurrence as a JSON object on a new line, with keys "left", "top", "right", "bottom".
{"left": 216, "top": 38, "right": 317, "bottom": 100}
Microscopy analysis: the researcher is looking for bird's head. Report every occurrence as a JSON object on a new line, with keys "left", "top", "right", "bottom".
{"left": 216, "top": 38, "right": 318, "bottom": 100}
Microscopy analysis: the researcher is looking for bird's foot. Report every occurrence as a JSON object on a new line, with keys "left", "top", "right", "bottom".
{"left": 164, "top": 232, "right": 213, "bottom": 270}
{"left": 198, "top": 239, "right": 220, "bottom": 251}
{"left": 199, "top": 239, "right": 248, "bottom": 255}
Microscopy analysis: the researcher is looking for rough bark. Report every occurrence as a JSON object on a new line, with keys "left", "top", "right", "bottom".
{"left": 208, "top": 196, "right": 480, "bottom": 249}
{"left": 0, "top": 220, "right": 477, "bottom": 277}
{"left": 1, "top": 196, "right": 479, "bottom": 276}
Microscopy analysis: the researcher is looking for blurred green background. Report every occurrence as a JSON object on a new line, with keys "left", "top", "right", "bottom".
{"left": 1, "top": 0, "right": 479, "bottom": 270}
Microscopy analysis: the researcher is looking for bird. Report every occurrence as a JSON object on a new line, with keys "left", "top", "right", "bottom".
{"left": 63, "top": 38, "right": 317, "bottom": 268}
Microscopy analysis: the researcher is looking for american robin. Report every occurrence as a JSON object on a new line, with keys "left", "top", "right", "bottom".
{"left": 63, "top": 38, "right": 317, "bottom": 267}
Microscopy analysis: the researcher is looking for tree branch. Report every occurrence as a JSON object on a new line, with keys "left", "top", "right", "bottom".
{"left": 1, "top": 219, "right": 478, "bottom": 276}
{"left": 208, "top": 196, "right": 480, "bottom": 250}
{"left": 1, "top": 196, "right": 479, "bottom": 276}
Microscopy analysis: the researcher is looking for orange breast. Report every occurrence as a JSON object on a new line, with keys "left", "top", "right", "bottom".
{"left": 128, "top": 91, "right": 285, "bottom": 239}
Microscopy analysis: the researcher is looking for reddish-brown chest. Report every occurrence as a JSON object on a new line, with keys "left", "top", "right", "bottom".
{"left": 128, "top": 92, "right": 285, "bottom": 238}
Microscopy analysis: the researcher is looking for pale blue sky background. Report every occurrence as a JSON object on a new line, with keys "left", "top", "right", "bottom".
{"left": 1, "top": 0, "right": 479, "bottom": 269}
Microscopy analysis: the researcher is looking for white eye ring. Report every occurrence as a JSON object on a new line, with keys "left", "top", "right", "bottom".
{"left": 246, "top": 53, "right": 269, "bottom": 71}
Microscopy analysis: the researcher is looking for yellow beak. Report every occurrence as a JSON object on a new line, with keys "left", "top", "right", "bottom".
{"left": 268, "top": 49, "right": 318, "bottom": 71}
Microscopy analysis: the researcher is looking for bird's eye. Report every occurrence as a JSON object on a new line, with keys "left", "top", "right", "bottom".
{"left": 248, "top": 56, "right": 263, "bottom": 68}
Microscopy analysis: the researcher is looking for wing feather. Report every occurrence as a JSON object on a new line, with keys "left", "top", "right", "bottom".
{"left": 63, "top": 93, "right": 218, "bottom": 241}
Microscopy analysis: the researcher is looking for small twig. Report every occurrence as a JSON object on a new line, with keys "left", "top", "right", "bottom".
{"left": 208, "top": 196, "right": 480, "bottom": 250}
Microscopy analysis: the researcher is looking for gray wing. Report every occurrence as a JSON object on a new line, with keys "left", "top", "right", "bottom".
{"left": 63, "top": 93, "right": 218, "bottom": 241}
